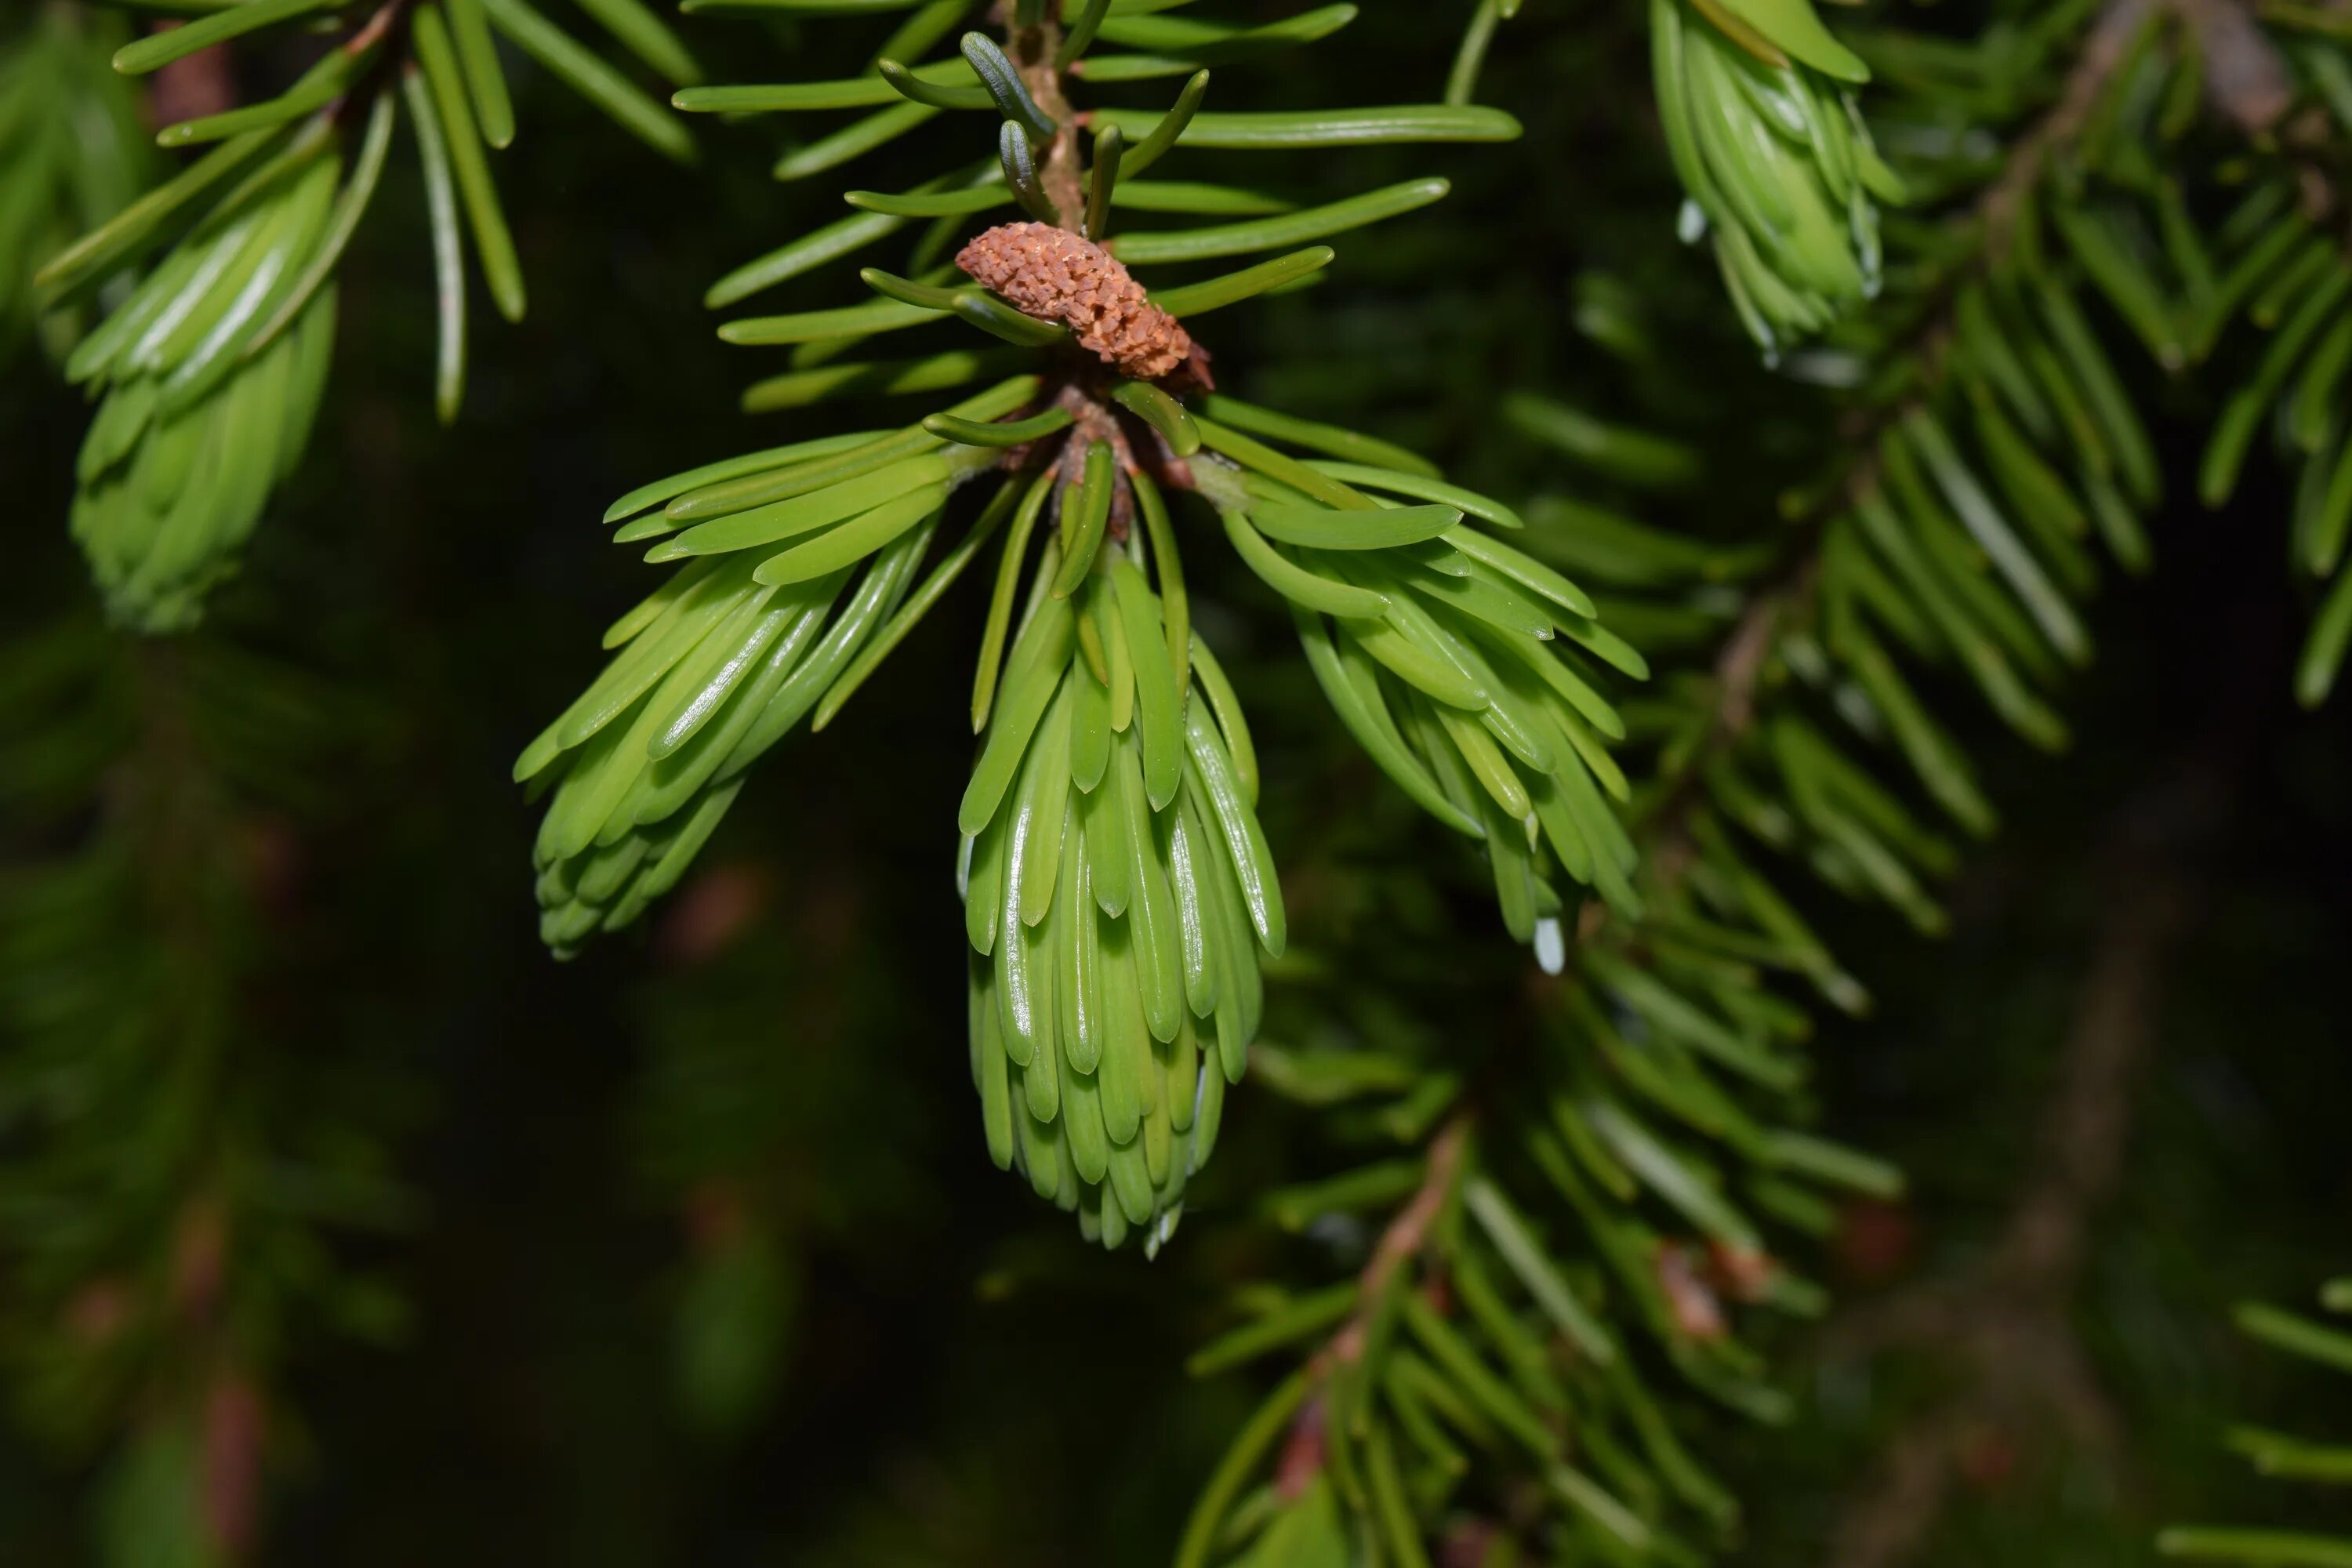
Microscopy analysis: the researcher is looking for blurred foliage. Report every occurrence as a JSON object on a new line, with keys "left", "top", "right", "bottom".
{"left": 1, "top": 0, "right": 2350, "bottom": 1564}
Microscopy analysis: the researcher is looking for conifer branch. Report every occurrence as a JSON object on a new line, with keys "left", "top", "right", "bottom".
{"left": 1824, "top": 742, "right": 2239, "bottom": 1568}
{"left": 1318, "top": 1116, "right": 1472, "bottom": 1375}
{"left": 0, "top": 618, "right": 410, "bottom": 1556}
{"left": 1174, "top": 1, "right": 2330, "bottom": 1552}
{"left": 19, "top": 0, "right": 2352, "bottom": 1558}
{"left": 21, "top": 0, "right": 698, "bottom": 630}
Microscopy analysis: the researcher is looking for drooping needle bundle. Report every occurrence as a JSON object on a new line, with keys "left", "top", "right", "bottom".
{"left": 33, "top": 0, "right": 699, "bottom": 630}
{"left": 1652, "top": 0, "right": 1902, "bottom": 357}
{"left": 64, "top": 125, "right": 358, "bottom": 630}
{"left": 960, "top": 533, "right": 1279, "bottom": 1252}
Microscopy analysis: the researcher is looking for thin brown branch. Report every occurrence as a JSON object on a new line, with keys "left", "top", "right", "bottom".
{"left": 1982, "top": 0, "right": 2161, "bottom": 248}
{"left": 2180, "top": 0, "right": 2294, "bottom": 132}
{"left": 1259, "top": 1116, "right": 1470, "bottom": 1497}
{"left": 1988, "top": 0, "right": 2287, "bottom": 245}
{"left": 1816, "top": 0, "right": 2283, "bottom": 525}
{"left": 1010, "top": 19, "right": 1087, "bottom": 232}
{"left": 343, "top": 0, "right": 412, "bottom": 62}
{"left": 1320, "top": 1116, "right": 1472, "bottom": 1372}
{"left": 1819, "top": 756, "right": 2237, "bottom": 1568}
{"left": 1709, "top": 582, "right": 1788, "bottom": 740}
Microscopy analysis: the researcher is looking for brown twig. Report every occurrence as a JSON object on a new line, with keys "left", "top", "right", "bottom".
{"left": 1813, "top": 0, "right": 2286, "bottom": 535}
{"left": 1989, "top": 0, "right": 2288, "bottom": 245}
{"left": 1819, "top": 754, "right": 2238, "bottom": 1568}
{"left": 1253, "top": 1117, "right": 1472, "bottom": 1501}
{"left": 1320, "top": 1116, "right": 1472, "bottom": 1371}
{"left": 342, "top": 0, "right": 412, "bottom": 61}
{"left": 1010, "top": 18, "right": 1087, "bottom": 234}
{"left": 2180, "top": 0, "right": 2295, "bottom": 132}
{"left": 1982, "top": 0, "right": 2162, "bottom": 249}
{"left": 1610, "top": 16, "right": 2285, "bottom": 1549}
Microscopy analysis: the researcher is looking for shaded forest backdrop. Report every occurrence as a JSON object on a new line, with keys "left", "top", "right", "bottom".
{"left": 2, "top": 1, "right": 2350, "bottom": 1564}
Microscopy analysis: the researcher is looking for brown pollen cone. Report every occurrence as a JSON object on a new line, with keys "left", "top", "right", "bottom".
{"left": 956, "top": 222, "right": 1212, "bottom": 392}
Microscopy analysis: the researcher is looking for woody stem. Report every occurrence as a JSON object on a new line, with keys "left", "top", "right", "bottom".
{"left": 1009, "top": 16, "right": 1087, "bottom": 231}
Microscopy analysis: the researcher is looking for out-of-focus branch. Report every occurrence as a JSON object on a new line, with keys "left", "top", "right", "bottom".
{"left": 1988, "top": 0, "right": 2287, "bottom": 252}
{"left": 1820, "top": 753, "right": 2241, "bottom": 1568}
{"left": 1320, "top": 1116, "right": 1472, "bottom": 1373}
{"left": 2180, "top": 0, "right": 2293, "bottom": 132}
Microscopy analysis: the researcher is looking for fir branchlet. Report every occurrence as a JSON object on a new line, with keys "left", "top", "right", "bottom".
{"left": 523, "top": 0, "right": 1576, "bottom": 1258}
{"left": 1171, "top": 3, "right": 2352, "bottom": 1560}
{"left": 34, "top": 0, "right": 699, "bottom": 630}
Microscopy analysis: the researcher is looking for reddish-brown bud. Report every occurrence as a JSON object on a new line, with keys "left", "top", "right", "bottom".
{"left": 956, "top": 222, "right": 1207, "bottom": 388}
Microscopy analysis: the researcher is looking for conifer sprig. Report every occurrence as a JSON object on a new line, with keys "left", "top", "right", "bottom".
{"left": 9, "top": 0, "right": 2352, "bottom": 1559}
{"left": 0, "top": 7, "right": 151, "bottom": 365}
{"left": 1171, "top": 3, "right": 2333, "bottom": 1558}
{"left": 0, "top": 619, "right": 409, "bottom": 1559}
{"left": 2183, "top": 8, "right": 2352, "bottom": 705}
{"left": 2164, "top": 1279, "right": 2352, "bottom": 1568}
{"left": 519, "top": 0, "right": 1665, "bottom": 1249}
{"left": 1653, "top": 0, "right": 1904, "bottom": 358}
{"left": 38, "top": 0, "right": 700, "bottom": 630}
